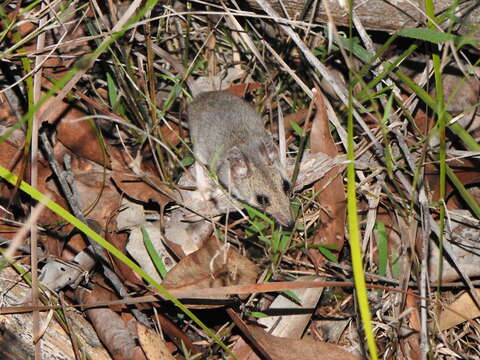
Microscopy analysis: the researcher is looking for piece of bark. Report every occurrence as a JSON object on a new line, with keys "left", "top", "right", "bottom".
{"left": 0, "top": 267, "right": 110, "bottom": 360}
{"left": 242, "top": 0, "right": 480, "bottom": 36}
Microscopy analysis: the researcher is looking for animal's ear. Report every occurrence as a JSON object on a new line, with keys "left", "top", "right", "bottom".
{"left": 261, "top": 138, "right": 278, "bottom": 165}
{"left": 227, "top": 147, "right": 250, "bottom": 180}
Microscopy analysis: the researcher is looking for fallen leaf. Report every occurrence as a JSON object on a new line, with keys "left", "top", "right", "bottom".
{"left": 244, "top": 325, "right": 360, "bottom": 360}
{"left": 438, "top": 289, "right": 480, "bottom": 330}
{"left": 137, "top": 323, "right": 175, "bottom": 360}
{"left": 76, "top": 285, "right": 144, "bottom": 360}
{"left": 258, "top": 276, "right": 324, "bottom": 338}
{"left": 110, "top": 146, "right": 172, "bottom": 207}
{"left": 57, "top": 111, "right": 111, "bottom": 168}
{"left": 310, "top": 87, "right": 346, "bottom": 267}
{"left": 429, "top": 210, "right": 480, "bottom": 282}
{"left": 127, "top": 222, "right": 177, "bottom": 283}
{"left": 65, "top": 157, "right": 120, "bottom": 225}
{"left": 162, "top": 236, "right": 258, "bottom": 303}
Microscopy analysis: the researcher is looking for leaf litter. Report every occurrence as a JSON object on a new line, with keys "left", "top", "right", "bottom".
{"left": 0, "top": 1, "right": 479, "bottom": 359}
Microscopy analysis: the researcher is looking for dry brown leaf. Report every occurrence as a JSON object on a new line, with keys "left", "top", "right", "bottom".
{"left": 258, "top": 276, "right": 325, "bottom": 338}
{"left": 283, "top": 108, "right": 309, "bottom": 135}
{"left": 244, "top": 325, "right": 360, "bottom": 360}
{"left": 0, "top": 128, "right": 66, "bottom": 226}
{"left": 63, "top": 155, "right": 120, "bottom": 225}
{"left": 56, "top": 110, "right": 112, "bottom": 167}
{"left": 109, "top": 231, "right": 148, "bottom": 289}
{"left": 162, "top": 236, "right": 258, "bottom": 303}
{"left": 76, "top": 285, "right": 146, "bottom": 360}
{"left": 310, "top": 87, "right": 346, "bottom": 266}
{"left": 405, "top": 290, "right": 421, "bottom": 332}
{"left": 110, "top": 146, "right": 172, "bottom": 207}
{"left": 225, "top": 82, "right": 261, "bottom": 97}
{"left": 402, "top": 290, "right": 421, "bottom": 358}
{"left": 136, "top": 323, "right": 175, "bottom": 360}
{"left": 438, "top": 289, "right": 480, "bottom": 330}
{"left": 428, "top": 210, "right": 480, "bottom": 282}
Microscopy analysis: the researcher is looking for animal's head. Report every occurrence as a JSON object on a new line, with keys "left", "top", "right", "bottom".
{"left": 219, "top": 138, "right": 294, "bottom": 227}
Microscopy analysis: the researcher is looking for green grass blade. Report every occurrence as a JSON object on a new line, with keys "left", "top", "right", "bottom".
{"left": 397, "top": 28, "right": 454, "bottom": 43}
{"left": 375, "top": 222, "right": 388, "bottom": 278}
{"left": 347, "top": 74, "right": 378, "bottom": 360}
{"left": 141, "top": 226, "right": 167, "bottom": 279}
{"left": 445, "top": 165, "right": 480, "bottom": 218}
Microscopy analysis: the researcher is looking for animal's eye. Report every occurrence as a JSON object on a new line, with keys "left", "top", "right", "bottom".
{"left": 282, "top": 180, "right": 291, "bottom": 193}
{"left": 256, "top": 194, "right": 270, "bottom": 207}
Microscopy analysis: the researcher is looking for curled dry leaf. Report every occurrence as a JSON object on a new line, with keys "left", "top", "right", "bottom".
{"left": 310, "top": 87, "right": 346, "bottom": 266}
{"left": 164, "top": 210, "right": 215, "bottom": 256}
{"left": 162, "top": 236, "right": 258, "bottom": 304}
{"left": 107, "top": 231, "right": 148, "bottom": 289}
{"left": 76, "top": 286, "right": 145, "bottom": 360}
{"left": 39, "top": 252, "right": 95, "bottom": 292}
{"left": 117, "top": 198, "right": 147, "bottom": 231}
{"left": 283, "top": 108, "right": 310, "bottom": 137}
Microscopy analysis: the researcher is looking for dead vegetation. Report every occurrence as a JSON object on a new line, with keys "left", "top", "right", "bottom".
{"left": 0, "top": 1, "right": 479, "bottom": 359}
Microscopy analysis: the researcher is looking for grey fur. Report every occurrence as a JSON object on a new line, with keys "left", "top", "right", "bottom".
{"left": 188, "top": 91, "right": 293, "bottom": 226}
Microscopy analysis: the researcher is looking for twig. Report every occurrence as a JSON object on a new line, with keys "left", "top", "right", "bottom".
{"left": 31, "top": 2, "right": 48, "bottom": 356}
